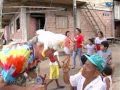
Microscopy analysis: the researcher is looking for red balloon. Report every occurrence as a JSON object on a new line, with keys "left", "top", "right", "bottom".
{"left": 6, "top": 55, "right": 26, "bottom": 77}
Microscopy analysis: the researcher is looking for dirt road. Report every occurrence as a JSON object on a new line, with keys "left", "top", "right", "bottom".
{"left": 0, "top": 44, "right": 120, "bottom": 90}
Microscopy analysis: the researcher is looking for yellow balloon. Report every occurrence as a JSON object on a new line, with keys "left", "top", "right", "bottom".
{"left": 0, "top": 52, "right": 7, "bottom": 64}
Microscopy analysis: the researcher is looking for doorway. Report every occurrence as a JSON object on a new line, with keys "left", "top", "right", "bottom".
{"left": 31, "top": 13, "right": 45, "bottom": 30}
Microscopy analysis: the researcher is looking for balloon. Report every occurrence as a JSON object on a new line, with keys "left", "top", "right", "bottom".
{"left": 0, "top": 43, "right": 34, "bottom": 83}
{"left": 1, "top": 69, "right": 15, "bottom": 84}
{"left": 6, "top": 55, "right": 26, "bottom": 77}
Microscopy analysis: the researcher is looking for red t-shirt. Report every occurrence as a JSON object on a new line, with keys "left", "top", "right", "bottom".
{"left": 75, "top": 34, "right": 84, "bottom": 48}
{"left": 95, "top": 44, "right": 101, "bottom": 51}
{"left": 48, "top": 55, "right": 57, "bottom": 63}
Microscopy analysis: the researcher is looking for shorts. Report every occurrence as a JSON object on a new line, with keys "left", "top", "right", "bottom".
{"left": 64, "top": 47, "right": 71, "bottom": 55}
{"left": 49, "top": 65, "right": 59, "bottom": 79}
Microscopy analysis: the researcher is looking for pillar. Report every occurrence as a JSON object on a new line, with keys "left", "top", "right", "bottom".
{"left": 77, "top": 9, "right": 80, "bottom": 28}
{"left": 20, "top": 7, "right": 28, "bottom": 42}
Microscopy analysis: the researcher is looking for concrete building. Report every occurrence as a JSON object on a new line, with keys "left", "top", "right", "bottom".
{"left": 1, "top": 0, "right": 114, "bottom": 42}
{"left": 114, "top": 0, "right": 120, "bottom": 38}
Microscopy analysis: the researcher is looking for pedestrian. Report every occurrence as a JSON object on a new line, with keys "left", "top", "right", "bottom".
{"left": 97, "top": 41, "right": 114, "bottom": 76}
{"left": 97, "top": 41, "right": 112, "bottom": 65}
{"left": 72, "top": 28, "right": 84, "bottom": 69}
{"left": 45, "top": 48, "right": 64, "bottom": 89}
{"left": 102, "top": 65, "right": 113, "bottom": 90}
{"left": 63, "top": 31, "right": 72, "bottom": 66}
{"left": 95, "top": 31, "right": 107, "bottom": 51}
{"left": 70, "top": 54, "right": 106, "bottom": 90}
{"left": 84, "top": 38, "right": 95, "bottom": 56}
{"left": 1, "top": 33, "right": 7, "bottom": 45}
{"left": 81, "top": 38, "right": 95, "bottom": 65}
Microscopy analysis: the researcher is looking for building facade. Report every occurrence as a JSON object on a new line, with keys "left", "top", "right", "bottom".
{"left": 114, "top": 0, "right": 120, "bottom": 38}
{"left": 2, "top": 0, "right": 114, "bottom": 42}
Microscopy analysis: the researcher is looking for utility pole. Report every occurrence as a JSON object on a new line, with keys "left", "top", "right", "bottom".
{"left": 73, "top": 0, "right": 77, "bottom": 35}
{"left": 73, "top": 0, "right": 77, "bottom": 51}
{"left": 0, "top": 0, "right": 3, "bottom": 29}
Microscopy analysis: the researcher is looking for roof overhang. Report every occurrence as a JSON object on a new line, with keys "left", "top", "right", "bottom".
{"left": 2, "top": 0, "right": 86, "bottom": 27}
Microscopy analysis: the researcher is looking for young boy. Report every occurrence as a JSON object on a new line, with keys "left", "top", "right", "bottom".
{"left": 97, "top": 41, "right": 114, "bottom": 75}
{"left": 45, "top": 48, "right": 64, "bottom": 89}
{"left": 97, "top": 41, "right": 112, "bottom": 65}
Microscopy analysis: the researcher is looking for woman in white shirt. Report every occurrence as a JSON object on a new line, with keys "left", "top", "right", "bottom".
{"left": 95, "top": 31, "right": 107, "bottom": 51}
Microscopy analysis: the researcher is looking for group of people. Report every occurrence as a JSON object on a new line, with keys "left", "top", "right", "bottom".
{"left": 0, "top": 28, "right": 114, "bottom": 90}
{"left": 62, "top": 28, "right": 114, "bottom": 90}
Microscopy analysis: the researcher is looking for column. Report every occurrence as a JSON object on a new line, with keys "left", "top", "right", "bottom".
{"left": 77, "top": 9, "right": 80, "bottom": 28}
{"left": 20, "top": 7, "right": 28, "bottom": 42}
{"left": 4, "top": 26, "right": 9, "bottom": 41}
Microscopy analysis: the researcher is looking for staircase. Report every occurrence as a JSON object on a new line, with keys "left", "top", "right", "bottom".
{"left": 81, "top": 2, "right": 106, "bottom": 36}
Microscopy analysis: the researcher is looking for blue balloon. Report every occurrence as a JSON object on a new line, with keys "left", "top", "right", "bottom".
{"left": 1, "top": 70, "right": 15, "bottom": 84}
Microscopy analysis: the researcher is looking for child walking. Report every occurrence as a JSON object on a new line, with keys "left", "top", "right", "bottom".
{"left": 45, "top": 48, "right": 64, "bottom": 89}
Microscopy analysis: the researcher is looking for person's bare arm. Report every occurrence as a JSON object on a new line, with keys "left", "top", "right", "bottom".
{"left": 105, "top": 78, "right": 110, "bottom": 90}
{"left": 107, "top": 55, "right": 112, "bottom": 64}
{"left": 56, "top": 57, "right": 61, "bottom": 68}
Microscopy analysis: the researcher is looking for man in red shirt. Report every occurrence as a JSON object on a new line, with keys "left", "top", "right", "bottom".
{"left": 72, "top": 28, "right": 84, "bottom": 69}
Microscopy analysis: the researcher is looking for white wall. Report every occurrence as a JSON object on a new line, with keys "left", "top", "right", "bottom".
{"left": 114, "top": 1, "right": 120, "bottom": 20}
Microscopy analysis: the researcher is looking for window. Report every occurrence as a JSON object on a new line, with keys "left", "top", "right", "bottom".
{"left": 103, "top": 12, "right": 109, "bottom": 16}
{"left": 56, "top": 16, "right": 68, "bottom": 29}
{"left": 16, "top": 18, "right": 20, "bottom": 30}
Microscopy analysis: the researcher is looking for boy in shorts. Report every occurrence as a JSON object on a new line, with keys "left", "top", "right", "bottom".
{"left": 45, "top": 48, "right": 64, "bottom": 89}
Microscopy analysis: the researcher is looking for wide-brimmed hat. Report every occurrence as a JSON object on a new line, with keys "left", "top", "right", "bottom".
{"left": 85, "top": 54, "right": 105, "bottom": 72}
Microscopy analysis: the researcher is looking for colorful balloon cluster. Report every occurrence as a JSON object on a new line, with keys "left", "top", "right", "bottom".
{"left": 0, "top": 43, "right": 34, "bottom": 83}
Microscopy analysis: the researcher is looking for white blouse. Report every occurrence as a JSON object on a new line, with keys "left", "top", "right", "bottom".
{"left": 95, "top": 37, "right": 107, "bottom": 44}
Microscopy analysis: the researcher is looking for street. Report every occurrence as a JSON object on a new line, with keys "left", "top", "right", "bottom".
{"left": 0, "top": 43, "right": 120, "bottom": 90}
{"left": 39, "top": 44, "right": 120, "bottom": 90}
